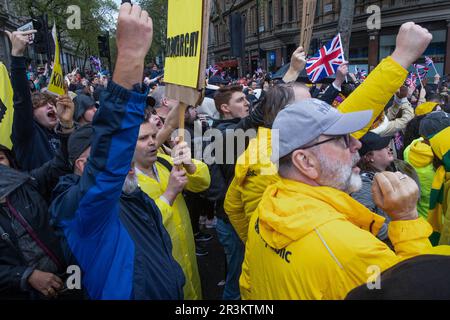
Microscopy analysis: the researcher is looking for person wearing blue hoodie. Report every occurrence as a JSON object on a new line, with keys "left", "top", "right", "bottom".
{"left": 49, "top": 3, "right": 185, "bottom": 300}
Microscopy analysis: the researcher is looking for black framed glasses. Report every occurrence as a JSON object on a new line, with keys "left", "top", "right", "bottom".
{"left": 302, "top": 134, "right": 350, "bottom": 150}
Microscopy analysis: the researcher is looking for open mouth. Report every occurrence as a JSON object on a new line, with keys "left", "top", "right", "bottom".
{"left": 47, "top": 110, "right": 57, "bottom": 121}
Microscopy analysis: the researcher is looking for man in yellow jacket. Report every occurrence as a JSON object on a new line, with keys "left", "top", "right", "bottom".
{"left": 240, "top": 97, "right": 450, "bottom": 300}
{"left": 225, "top": 22, "right": 432, "bottom": 244}
{"left": 133, "top": 121, "right": 211, "bottom": 300}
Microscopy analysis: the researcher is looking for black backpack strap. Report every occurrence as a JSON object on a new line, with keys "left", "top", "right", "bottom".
{"left": 157, "top": 156, "right": 173, "bottom": 172}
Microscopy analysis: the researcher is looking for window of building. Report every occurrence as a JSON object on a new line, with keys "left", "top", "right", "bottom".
{"left": 251, "top": 6, "right": 257, "bottom": 34}
{"left": 380, "top": 29, "right": 446, "bottom": 75}
{"left": 268, "top": 0, "right": 273, "bottom": 29}
{"left": 279, "top": 0, "right": 285, "bottom": 23}
{"left": 288, "top": 0, "right": 294, "bottom": 22}
{"left": 316, "top": 0, "right": 322, "bottom": 17}
{"left": 214, "top": 24, "right": 219, "bottom": 45}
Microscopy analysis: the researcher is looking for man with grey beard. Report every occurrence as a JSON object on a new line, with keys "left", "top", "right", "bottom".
{"left": 240, "top": 98, "right": 444, "bottom": 300}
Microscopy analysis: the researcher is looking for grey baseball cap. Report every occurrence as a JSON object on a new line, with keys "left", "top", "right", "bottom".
{"left": 271, "top": 98, "right": 373, "bottom": 161}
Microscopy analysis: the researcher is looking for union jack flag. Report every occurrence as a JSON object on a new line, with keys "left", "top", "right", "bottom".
{"left": 405, "top": 73, "right": 417, "bottom": 89}
{"left": 356, "top": 67, "right": 367, "bottom": 80}
{"left": 412, "top": 64, "right": 429, "bottom": 72}
{"left": 306, "top": 34, "right": 344, "bottom": 83}
{"left": 425, "top": 56, "right": 434, "bottom": 67}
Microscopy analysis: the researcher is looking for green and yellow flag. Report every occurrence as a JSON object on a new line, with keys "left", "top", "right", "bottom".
{"left": 47, "top": 23, "right": 65, "bottom": 96}
{"left": 0, "top": 61, "right": 14, "bottom": 149}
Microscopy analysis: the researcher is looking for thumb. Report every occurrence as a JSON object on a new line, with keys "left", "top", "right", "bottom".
{"left": 4, "top": 30, "right": 12, "bottom": 40}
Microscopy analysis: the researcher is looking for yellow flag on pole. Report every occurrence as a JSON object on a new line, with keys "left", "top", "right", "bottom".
{"left": 0, "top": 61, "right": 14, "bottom": 149}
{"left": 47, "top": 24, "right": 65, "bottom": 96}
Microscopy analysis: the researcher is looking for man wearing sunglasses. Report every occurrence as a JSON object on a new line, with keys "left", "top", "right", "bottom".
{"left": 240, "top": 98, "right": 449, "bottom": 300}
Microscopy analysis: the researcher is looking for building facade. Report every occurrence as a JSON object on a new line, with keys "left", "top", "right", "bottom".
{"left": 0, "top": 0, "right": 85, "bottom": 73}
{"left": 208, "top": 0, "right": 450, "bottom": 77}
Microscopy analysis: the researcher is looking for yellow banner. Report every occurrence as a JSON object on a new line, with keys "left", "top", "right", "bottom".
{"left": 164, "top": 0, "right": 203, "bottom": 89}
{"left": 47, "top": 24, "right": 65, "bottom": 96}
{"left": 0, "top": 61, "right": 14, "bottom": 149}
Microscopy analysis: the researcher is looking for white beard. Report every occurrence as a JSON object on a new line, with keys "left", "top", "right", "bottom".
{"left": 122, "top": 173, "right": 139, "bottom": 194}
{"left": 315, "top": 151, "right": 362, "bottom": 194}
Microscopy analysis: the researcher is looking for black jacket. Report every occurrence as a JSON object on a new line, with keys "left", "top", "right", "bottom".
{"left": 10, "top": 56, "right": 60, "bottom": 171}
{"left": 209, "top": 106, "right": 264, "bottom": 220}
{"left": 0, "top": 137, "right": 71, "bottom": 299}
{"left": 311, "top": 83, "right": 341, "bottom": 105}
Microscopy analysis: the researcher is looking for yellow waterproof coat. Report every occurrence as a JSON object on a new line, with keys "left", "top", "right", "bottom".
{"left": 137, "top": 154, "right": 211, "bottom": 300}
{"left": 225, "top": 56, "right": 408, "bottom": 243}
{"left": 240, "top": 178, "right": 450, "bottom": 300}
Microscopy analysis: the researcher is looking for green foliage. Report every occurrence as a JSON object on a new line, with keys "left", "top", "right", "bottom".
{"left": 12, "top": 0, "right": 117, "bottom": 59}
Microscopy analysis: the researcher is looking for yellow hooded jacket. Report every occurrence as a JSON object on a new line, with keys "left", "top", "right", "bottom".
{"left": 136, "top": 154, "right": 211, "bottom": 300}
{"left": 239, "top": 178, "right": 447, "bottom": 300}
{"left": 225, "top": 56, "right": 408, "bottom": 243}
{"left": 403, "top": 138, "right": 435, "bottom": 219}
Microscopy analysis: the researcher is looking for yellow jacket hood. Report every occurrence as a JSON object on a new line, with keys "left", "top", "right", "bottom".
{"left": 258, "top": 178, "right": 385, "bottom": 249}
{"left": 409, "top": 139, "right": 434, "bottom": 168}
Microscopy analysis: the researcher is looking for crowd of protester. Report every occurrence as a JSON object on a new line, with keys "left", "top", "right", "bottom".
{"left": 1, "top": 3, "right": 450, "bottom": 300}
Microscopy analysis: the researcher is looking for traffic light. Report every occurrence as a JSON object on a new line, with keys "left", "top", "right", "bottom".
{"left": 97, "top": 34, "right": 110, "bottom": 58}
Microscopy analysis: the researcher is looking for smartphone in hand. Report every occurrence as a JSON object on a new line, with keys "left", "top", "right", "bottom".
{"left": 17, "top": 21, "right": 35, "bottom": 43}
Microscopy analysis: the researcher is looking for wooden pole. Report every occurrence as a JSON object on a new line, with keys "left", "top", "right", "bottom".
{"left": 178, "top": 102, "right": 187, "bottom": 143}
{"left": 300, "top": 0, "right": 317, "bottom": 53}
{"left": 176, "top": 102, "right": 187, "bottom": 170}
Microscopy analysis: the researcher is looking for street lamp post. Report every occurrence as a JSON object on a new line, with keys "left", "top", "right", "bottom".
{"left": 256, "top": 0, "right": 261, "bottom": 67}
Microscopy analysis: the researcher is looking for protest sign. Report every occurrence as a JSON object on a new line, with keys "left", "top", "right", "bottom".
{"left": 164, "top": 0, "right": 211, "bottom": 142}
{"left": 47, "top": 24, "right": 65, "bottom": 96}
{"left": 0, "top": 62, "right": 14, "bottom": 148}
{"left": 300, "top": 0, "right": 317, "bottom": 54}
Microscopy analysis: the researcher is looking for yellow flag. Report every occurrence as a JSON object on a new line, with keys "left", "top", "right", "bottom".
{"left": 0, "top": 61, "right": 14, "bottom": 149}
{"left": 47, "top": 24, "right": 65, "bottom": 96}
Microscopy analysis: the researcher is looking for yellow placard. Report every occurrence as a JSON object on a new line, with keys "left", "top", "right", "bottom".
{"left": 0, "top": 61, "right": 14, "bottom": 149}
{"left": 164, "top": 0, "right": 204, "bottom": 89}
{"left": 47, "top": 24, "right": 65, "bottom": 96}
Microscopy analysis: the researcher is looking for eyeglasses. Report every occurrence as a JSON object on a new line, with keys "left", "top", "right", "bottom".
{"left": 302, "top": 134, "right": 350, "bottom": 150}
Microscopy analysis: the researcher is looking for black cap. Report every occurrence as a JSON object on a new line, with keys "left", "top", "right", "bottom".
{"left": 346, "top": 255, "right": 450, "bottom": 300}
{"left": 68, "top": 124, "right": 94, "bottom": 168}
{"left": 359, "top": 132, "right": 393, "bottom": 156}
{"left": 419, "top": 111, "right": 450, "bottom": 139}
{"left": 74, "top": 95, "right": 97, "bottom": 122}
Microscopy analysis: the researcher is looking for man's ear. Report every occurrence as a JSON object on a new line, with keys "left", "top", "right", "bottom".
{"left": 74, "top": 157, "right": 85, "bottom": 174}
{"left": 291, "top": 149, "right": 320, "bottom": 180}
{"left": 220, "top": 104, "right": 231, "bottom": 116}
{"left": 129, "top": 161, "right": 135, "bottom": 175}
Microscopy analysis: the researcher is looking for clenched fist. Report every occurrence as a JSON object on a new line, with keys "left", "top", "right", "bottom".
{"left": 163, "top": 167, "right": 188, "bottom": 205}
{"left": 391, "top": 22, "right": 433, "bottom": 70}
{"left": 171, "top": 137, "right": 196, "bottom": 174}
{"left": 56, "top": 95, "right": 75, "bottom": 129}
{"left": 114, "top": 3, "right": 153, "bottom": 89}
{"left": 372, "top": 171, "right": 419, "bottom": 221}
{"left": 283, "top": 46, "right": 307, "bottom": 83}
{"left": 116, "top": 3, "right": 153, "bottom": 62}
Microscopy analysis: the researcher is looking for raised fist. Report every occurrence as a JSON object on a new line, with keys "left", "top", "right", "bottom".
{"left": 372, "top": 171, "right": 419, "bottom": 221}
{"left": 391, "top": 22, "right": 433, "bottom": 69}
